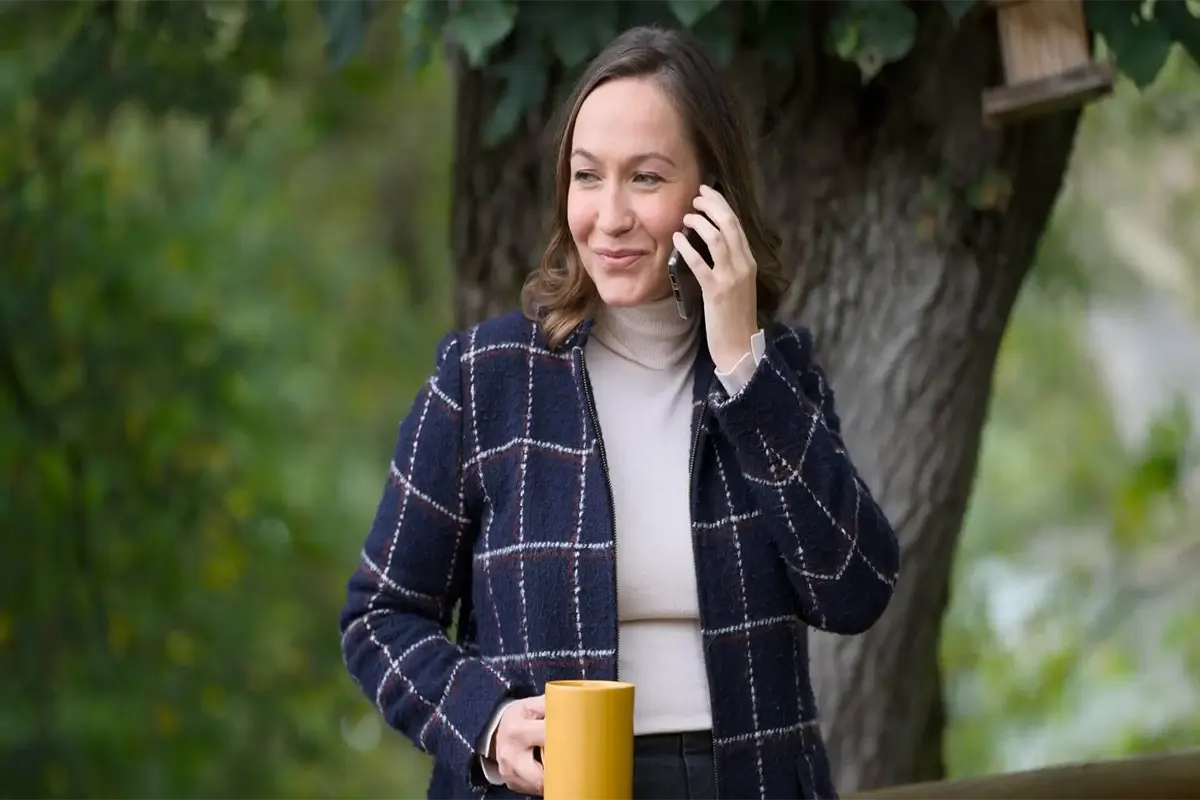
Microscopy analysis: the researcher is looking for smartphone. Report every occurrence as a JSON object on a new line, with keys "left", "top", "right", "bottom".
{"left": 667, "top": 223, "right": 713, "bottom": 321}
{"left": 667, "top": 181, "right": 720, "bottom": 319}
{"left": 668, "top": 182, "right": 722, "bottom": 320}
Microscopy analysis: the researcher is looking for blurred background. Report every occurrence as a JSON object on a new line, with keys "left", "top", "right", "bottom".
{"left": 1, "top": 1, "right": 1198, "bottom": 798}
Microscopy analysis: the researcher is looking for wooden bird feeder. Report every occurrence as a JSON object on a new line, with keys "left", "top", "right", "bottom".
{"left": 981, "top": 0, "right": 1115, "bottom": 127}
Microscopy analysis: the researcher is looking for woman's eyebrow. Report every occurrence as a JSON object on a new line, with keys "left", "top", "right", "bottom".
{"left": 569, "top": 148, "right": 677, "bottom": 168}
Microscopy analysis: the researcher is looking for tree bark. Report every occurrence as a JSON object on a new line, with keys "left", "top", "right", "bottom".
{"left": 451, "top": 51, "right": 557, "bottom": 326}
{"left": 450, "top": 5, "right": 1081, "bottom": 793}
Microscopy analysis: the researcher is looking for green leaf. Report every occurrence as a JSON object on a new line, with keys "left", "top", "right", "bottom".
{"left": 401, "top": 0, "right": 450, "bottom": 73}
{"left": 827, "top": 0, "right": 917, "bottom": 80}
{"left": 551, "top": 25, "right": 596, "bottom": 68}
{"left": 316, "top": 0, "right": 372, "bottom": 68}
{"left": 857, "top": 1, "right": 918, "bottom": 63}
{"left": 484, "top": 39, "right": 547, "bottom": 146}
{"left": 522, "top": 1, "right": 618, "bottom": 68}
{"left": 446, "top": 0, "right": 519, "bottom": 68}
{"left": 667, "top": 0, "right": 722, "bottom": 28}
{"left": 1086, "top": 0, "right": 1172, "bottom": 88}
{"left": 942, "top": 0, "right": 976, "bottom": 24}
{"left": 1154, "top": 0, "right": 1200, "bottom": 65}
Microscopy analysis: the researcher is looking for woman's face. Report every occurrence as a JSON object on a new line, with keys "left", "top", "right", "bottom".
{"left": 567, "top": 76, "right": 703, "bottom": 308}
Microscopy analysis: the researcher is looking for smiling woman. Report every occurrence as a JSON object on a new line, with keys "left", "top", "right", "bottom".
{"left": 339, "top": 24, "right": 900, "bottom": 800}
{"left": 565, "top": 77, "right": 698, "bottom": 307}
{"left": 524, "top": 31, "right": 789, "bottom": 353}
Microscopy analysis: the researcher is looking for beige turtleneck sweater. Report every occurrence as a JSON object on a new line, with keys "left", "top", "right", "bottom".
{"left": 588, "top": 296, "right": 712, "bottom": 735}
{"left": 480, "top": 298, "right": 764, "bottom": 781}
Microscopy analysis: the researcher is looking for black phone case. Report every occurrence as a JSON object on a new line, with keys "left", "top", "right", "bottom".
{"left": 668, "top": 214, "right": 715, "bottom": 320}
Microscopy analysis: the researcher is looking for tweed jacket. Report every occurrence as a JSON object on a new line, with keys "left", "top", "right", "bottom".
{"left": 339, "top": 309, "right": 900, "bottom": 800}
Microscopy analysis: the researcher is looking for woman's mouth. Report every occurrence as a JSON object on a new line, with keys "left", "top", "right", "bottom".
{"left": 594, "top": 248, "right": 648, "bottom": 270}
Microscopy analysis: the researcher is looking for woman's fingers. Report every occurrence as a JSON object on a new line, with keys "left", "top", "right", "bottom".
{"left": 671, "top": 231, "right": 714, "bottom": 288}
{"left": 524, "top": 717, "right": 546, "bottom": 748}
{"left": 495, "top": 696, "right": 548, "bottom": 795}
{"left": 694, "top": 186, "right": 755, "bottom": 273}
{"left": 681, "top": 212, "right": 730, "bottom": 273}
{"left": 507, "top": 750, "right": 544, "bottom": 796}
{"left": 524, "top": 694, "right": 546, "bottom": 719}
{"left": 498, "top": 739, "right": 544, "bottom": 796}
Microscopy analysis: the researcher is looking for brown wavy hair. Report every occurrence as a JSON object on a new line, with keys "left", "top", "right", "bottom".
{"left": 521, "top": 25, "right": 788, "bottom": 349}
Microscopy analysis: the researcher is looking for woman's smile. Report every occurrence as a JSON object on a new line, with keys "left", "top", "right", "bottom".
{"left": 593, "top": 247, "right": 650, "bottom": 270}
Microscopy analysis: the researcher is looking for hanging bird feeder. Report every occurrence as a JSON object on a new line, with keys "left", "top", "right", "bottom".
{"left": 981, "top": 0, "right": 1115, "bottom": 127}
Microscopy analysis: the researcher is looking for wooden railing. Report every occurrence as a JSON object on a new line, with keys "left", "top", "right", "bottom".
{"left": 853, "top": 750, "right": 1200, "bottom": 799}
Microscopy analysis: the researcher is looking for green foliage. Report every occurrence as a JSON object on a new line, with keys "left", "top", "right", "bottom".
{"left": 946, "top": 288, "right": 1198, "bottom": 776}
{"left": 317, "top": 0, "right": 1200, "bottom": 145}
{"left": 4, "top": 1, "right": 291, "bottom": 135}
{"left": 944, "top": 61, "right": 1200, "bottom": 776}
{"left": 444, "top": 0, "right": 519, "bottom": 68}
{"left": 1158, "top": 0, "right": 1200, "bottom": 63}
{"left": 1, "top": 1, "right": 452, "bottom": 796}
{"left": 826, "top": 0, "right": 918, "bottom": 81}
{"left": 5, "top": 0, "right": 1199, "bottom": 794}
{"left": 1088, "top": 0, "right": 1174, "bottom": 88}
{"left": 1082, "top": 1, "right": 1200, "bottom": 90}
{"left": 666, "top": 0, "right": 722, "bottom": 29}
{"left": 317, "top": 0, "right": 374, "bottom": 68}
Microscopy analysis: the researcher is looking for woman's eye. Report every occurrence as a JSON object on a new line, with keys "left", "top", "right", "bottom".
{"left": 572, "top": 170, "right": 598, "bottom": 184}
{"left": 633, "top": 172, "right": 663, "bottom": 186}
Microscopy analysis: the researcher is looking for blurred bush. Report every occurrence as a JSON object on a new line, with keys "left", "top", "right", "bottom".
{"left": 0, "top": 2, "right": 448, "bottom": 796}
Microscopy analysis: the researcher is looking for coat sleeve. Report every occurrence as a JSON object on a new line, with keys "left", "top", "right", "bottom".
{"left": 339, "top": 331, "right": 517, "bottom": 787}
{"left": 707, "top": 325, "right": 900, "bottom": 635}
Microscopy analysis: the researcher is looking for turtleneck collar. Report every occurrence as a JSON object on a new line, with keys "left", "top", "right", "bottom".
{"left": 591, "top": 295, "right": 700, "bottom": 371}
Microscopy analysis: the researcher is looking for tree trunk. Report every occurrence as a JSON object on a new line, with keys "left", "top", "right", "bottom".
{"left": 450, "top": 5, "right": 1081, "bottom": 793}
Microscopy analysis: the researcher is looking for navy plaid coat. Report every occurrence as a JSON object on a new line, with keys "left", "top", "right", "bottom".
{"left": 340, "top": 310, "right": 900, "bottom": 800}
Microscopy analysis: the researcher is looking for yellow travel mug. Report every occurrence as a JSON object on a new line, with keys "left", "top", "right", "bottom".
{"left": 543, "top": 680, "right": 635, "bottom": 800}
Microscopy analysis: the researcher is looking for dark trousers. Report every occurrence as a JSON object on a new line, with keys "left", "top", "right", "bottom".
{"left": 632, "top": 731, "right": 717, "bottom": 800}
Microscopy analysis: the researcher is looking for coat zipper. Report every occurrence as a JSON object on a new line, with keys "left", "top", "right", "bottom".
{"left": 688, "top": 397, "right": 722, "bottom": 799}
{"left": 579, "top": 353, "right": 619, "bottom": 678}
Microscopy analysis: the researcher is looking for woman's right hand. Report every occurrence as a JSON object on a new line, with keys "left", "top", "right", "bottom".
{"left": 491, "top": 694, "right": 547, "bottom": 795}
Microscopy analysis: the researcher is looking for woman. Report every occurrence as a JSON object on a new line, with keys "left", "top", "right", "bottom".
{"left": 340, "top": 24, "right": 900, "bottom": 800}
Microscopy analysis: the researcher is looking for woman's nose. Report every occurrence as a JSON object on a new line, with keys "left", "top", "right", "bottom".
{"left": 596, "top": 186, "right": 634, "bottom": 235}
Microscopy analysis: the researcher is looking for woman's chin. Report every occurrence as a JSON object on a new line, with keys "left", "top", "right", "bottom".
{"left": 595, "top": 275, "right": 664, "bottom": 308}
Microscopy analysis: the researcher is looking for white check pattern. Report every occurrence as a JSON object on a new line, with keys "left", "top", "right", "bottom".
{"left": 340, "top": 310, "right": 900, "bottom": 800}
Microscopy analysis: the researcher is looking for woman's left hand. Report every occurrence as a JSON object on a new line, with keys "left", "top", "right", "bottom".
{"left": 672, "top": 184, "right": 760, "bottom": 374}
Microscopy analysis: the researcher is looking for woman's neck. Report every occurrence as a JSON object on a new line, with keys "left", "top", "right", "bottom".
{"left": 591, "top": 295, "right": 699, "bottom": 371}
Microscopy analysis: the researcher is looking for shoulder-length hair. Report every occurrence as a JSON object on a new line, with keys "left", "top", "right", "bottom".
{"left": 521, "top": 25, "right": 788, "bottom": 349}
